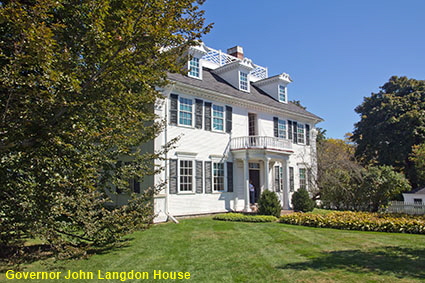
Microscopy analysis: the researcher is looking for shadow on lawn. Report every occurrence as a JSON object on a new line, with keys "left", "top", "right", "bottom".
{"left": 0, "top": 238, "right": 133, "bottom": 273}
{"left": 278, "top": 246, "right": 425, "bottom": 280}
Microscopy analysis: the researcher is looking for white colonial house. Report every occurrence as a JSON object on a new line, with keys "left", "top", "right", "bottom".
{"left": 150, "top": 43, "right": 323, "bottom": 222}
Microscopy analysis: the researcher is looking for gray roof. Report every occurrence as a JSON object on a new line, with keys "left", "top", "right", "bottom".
{"left": 168, "top": 69, "right": 323, "bottom": 122}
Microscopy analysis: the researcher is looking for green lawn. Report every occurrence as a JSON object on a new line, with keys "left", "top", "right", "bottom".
{"left": 2, "top": 217, "right": 425, "bottom": 282}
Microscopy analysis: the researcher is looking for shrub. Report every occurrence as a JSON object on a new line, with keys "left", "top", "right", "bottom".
{"left": 292, "top": 188, "right": 314, "bottom": 212}
{"left": 279, "top": 211, "right": 425, "bottom": 234}
{"left": 213, "top": 213, "right": 277, "bottom": 223}
{"left": 258, "top": 190, "right": 282, "bottom": 218}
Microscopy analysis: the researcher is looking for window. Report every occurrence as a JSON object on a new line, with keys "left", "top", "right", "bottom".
{"left": 297, "top": 123, "right": 305, "bottom": 144}
{"left": 248, "top": 113, "right": 257, "bottom": 136}
{"left": 179, "top": 160, "right": 193, "bottom": 192}
{"left": 213, "top": 162, "right": 225, "bottom": 191}
{"left": 179, "top": 97, "right": 193, "bottom": 126}
{"left": 212, "top": 105, "right": 224, "bottom": 131}
{"left": 274, "top": 166, "right": 281, "bottom": 192}
{"left": 299, "top": 168, "right": 307, "bottom": 190}
{"left": 278, "top": 119, "right": 287, "bottom": 139}
{"left": 189, "top": 57, "right": 200, "bottom": 78}
{"left": 289, "top": 167, "right": 294, "bottom": 192}
{"left": 278, "top": 85, "right": 286, "bottom": 102}
{"left": 239, "top": 71, "right": 248, "bottom": 91}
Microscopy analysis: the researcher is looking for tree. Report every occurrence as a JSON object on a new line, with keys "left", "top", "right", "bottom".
{"left": 316, "top": 138, "right": 363, "bottom": 210}
{"left": 292, "top": 188, "right": 314, "bottom": 212}
{"left": 409, "top": 143, "right": 425, "bottom": 187}
{"left": 356, "top": 165, "right": 411, "bottom": 212}
{"left": 0, "top": 0, "right": 211, "bottom": 256}
{"left": 258, "top": 190, "right": 281, "bottom": 218}
{"left": 352, "top": 76, "right": 425, "bottom": 187}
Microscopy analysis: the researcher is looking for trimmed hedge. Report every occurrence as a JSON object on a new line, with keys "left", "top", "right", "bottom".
{"left": 280, "top": 211, "right": 425, "bottom": 234}
{"left": 213, "top": 213, "right": 277, "bottom": 223}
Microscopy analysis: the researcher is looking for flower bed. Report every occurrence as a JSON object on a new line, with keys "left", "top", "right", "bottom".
{"left": 213, "top": 213, "right": 277, "bottom": 223}
{"left": 279, "top": 211, "right": 425, "bottom": 234}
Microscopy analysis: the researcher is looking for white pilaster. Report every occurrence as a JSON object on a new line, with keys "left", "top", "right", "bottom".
{"left": 264, "top": 157, "right": 270, "bottom": 191}
{"left": 243, "top": 154, "right": 251, "bottom": 212}
{"left": 284, "top": 160, "right": 291, "bottom": 209}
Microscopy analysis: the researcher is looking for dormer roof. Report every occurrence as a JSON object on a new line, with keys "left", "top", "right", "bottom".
{"left": 212, "top": 57, "right": 256, "bottom": 75}
{"left": 253, "top": 73, "right": 293, "bottom": 87}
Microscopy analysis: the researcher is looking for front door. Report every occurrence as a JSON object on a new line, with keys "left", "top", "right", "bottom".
{"left": 249, "top": 169, "right": 260, "bottom": 203}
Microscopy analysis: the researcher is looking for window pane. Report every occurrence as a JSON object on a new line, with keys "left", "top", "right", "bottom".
{"left": 189, "top": 57, "right": 200, "bottom": 77}
{"left": 180, "top": 160, "right": 193, "bottom": 191}
{"left": 279, "top": 85, "right": 286, "bottom": 102}
{"left": 299, "top": 168, "right": 306, "bottom": 190}
{"left": 278, "top": 119, "right": 286, "bottom": 139}
{"left": 297, "top": 124, "right": 305, "bottom": 144}
{"left": 212, "top": 105, "right": 224, "bottom": 131}
{"left": 213, "top": 163, "right": 225, "bottom": 191}
{"left": 179, "top": 98, "right": 193, "bottom": 126}
{"left": 240, "top": 72, "right": 248, "bottom": 91}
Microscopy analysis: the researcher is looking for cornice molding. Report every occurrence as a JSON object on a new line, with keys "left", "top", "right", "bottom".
{"left": 170, "top": 81, "right": 322, "bottom": 124}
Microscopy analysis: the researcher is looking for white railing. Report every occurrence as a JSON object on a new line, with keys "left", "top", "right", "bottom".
{"left": 202, "top": 47, "right": 268, "bottom": 80}
{"left": 386, "top": 201, "right": 425, "bottom": 215}
{"left": 230, "top": 136, "right": 292, "bottom": 152}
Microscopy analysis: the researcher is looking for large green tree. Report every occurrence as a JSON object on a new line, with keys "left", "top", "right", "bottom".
{"left": 0, "top": 0, "right": 211, "bottom": 256}
{"left": 352, "top": 76, "right": 425, "bottom": 187}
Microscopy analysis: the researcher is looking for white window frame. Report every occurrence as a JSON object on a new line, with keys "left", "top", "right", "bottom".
{"left": 178, "top": 160, "right": 195, "bottom": 193}
{"left": 297, "top": 123, "right": 305, "bottom": 144}
{"left": 239, "top": 71, "right": 249, "bottom": 91}
{"left": 178, "top": 96, "right": 194, "bottom": 127}
{"left": 278, "top": 85, "right": 287, "bottom": 103}
{"left": 212, "top": 104, "right": 225, "bottom": 132}
{"left": 188, "top": 57, "right": 201, "bottom": 79}
{"left": 278, "top": 119, "right": 287, "bottom": 139}
{"left": 299, "top": 168, "right": 307, "bottom": 190}
{"left": 289, "top": 167, "right": 294, "bottom": 192}
{"left": 213, "top": 162, "right": 225, "bottom": 192}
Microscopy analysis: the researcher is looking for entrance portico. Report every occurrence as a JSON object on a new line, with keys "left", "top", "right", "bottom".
{"left": 230, "top": 136, "right": 293, "bottom": 212}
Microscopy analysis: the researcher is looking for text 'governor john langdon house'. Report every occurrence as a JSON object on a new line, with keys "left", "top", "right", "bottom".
{"left": 153, "top": 43, "right": 323, "bottom": 222}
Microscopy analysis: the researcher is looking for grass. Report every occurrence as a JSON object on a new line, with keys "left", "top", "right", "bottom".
{"left": 2, "top": 216, "right": 425, "bottom": 282}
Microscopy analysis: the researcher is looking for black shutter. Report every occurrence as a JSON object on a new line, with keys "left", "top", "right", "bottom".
{"left": 226, "top": 106, "right": 232, "bottom": 133}
{"left": 205, "top": 161, "right": 212, "bottom": 193}
{"left": 273, "top": 117, "right": 279, "bottom": 137}
{"left": 195, "top": 99, "right": 203, "bottom": 129}
{"left": 293, "top": 121, "right": 298, "bottom": 144}
{"left": 227, "top": 162, "right": 233, "bottom": 192}
{"left": 288, "top": 120, "right": 293, "bottom": 140}
{"left": 133, "top": 179, "right": 140, "bottom": 193}
{"left": 170, "top": 94, "right": 178, "bottom": 125}
{"left": 195, "top": 160, "right": 203, "bottom": 194}
{"left": 169, "top": 159, "right": 178, "bottom": 194}
{"left": 306, "top": 124, "right": 310, "bottom": 145}
{"left": 204, "top": 102, "right": 212, "bottom": 131}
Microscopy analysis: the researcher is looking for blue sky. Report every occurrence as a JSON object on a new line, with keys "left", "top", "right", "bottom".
{"left": 200, "top": 0, "right": 425, "bottom": 139}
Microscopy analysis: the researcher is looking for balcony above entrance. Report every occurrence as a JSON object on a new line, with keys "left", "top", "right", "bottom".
{"left": 230, "top": 136, "right": 293, "bottom": 153}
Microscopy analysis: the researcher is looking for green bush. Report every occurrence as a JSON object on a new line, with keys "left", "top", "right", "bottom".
{"left": 291, "top": 188, "right": 314, "bottom": 212}
{"left": 213, "top": 213, "right": 277, "bottom": 223}
{"left": 258, "top": 190, "right": 282, "bottom": 218}
{"left": 279, "top": 211, "right": 425, "bottom": 234}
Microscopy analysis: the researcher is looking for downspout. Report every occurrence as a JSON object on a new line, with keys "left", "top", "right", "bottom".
{"left": 163, "top": 84, "right": 177, "bottom": 222}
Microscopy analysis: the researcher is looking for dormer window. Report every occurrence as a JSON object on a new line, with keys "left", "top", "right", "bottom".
{"left": 239, "top": 71, "right": 249, "bottom": 91}
{"left": 188, "top": 57, "right": 200, "bottom": 78}
{"left": 278, "top": 85, "right": 287, "bottom": 102}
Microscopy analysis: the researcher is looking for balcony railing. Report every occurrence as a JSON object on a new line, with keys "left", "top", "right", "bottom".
{"left": 201, "top": 47, "right": 268, "bottom": 81}
{"left": 230, "top": 136, "right": 292, "bottom": 152}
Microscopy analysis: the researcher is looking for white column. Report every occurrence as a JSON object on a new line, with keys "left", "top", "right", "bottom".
{"left": 243, "top": 154, "right": 251, "bottom": 212}
{"left": 284, "top": 160, "right": 290, "bottom": 209}
{"left": 264, "top": 157, "right": 270, "bottom": 191}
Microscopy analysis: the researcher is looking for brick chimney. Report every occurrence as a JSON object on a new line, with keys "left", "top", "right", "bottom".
{"left": 227, "top": 46, "right": 244, "bottom": 59}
